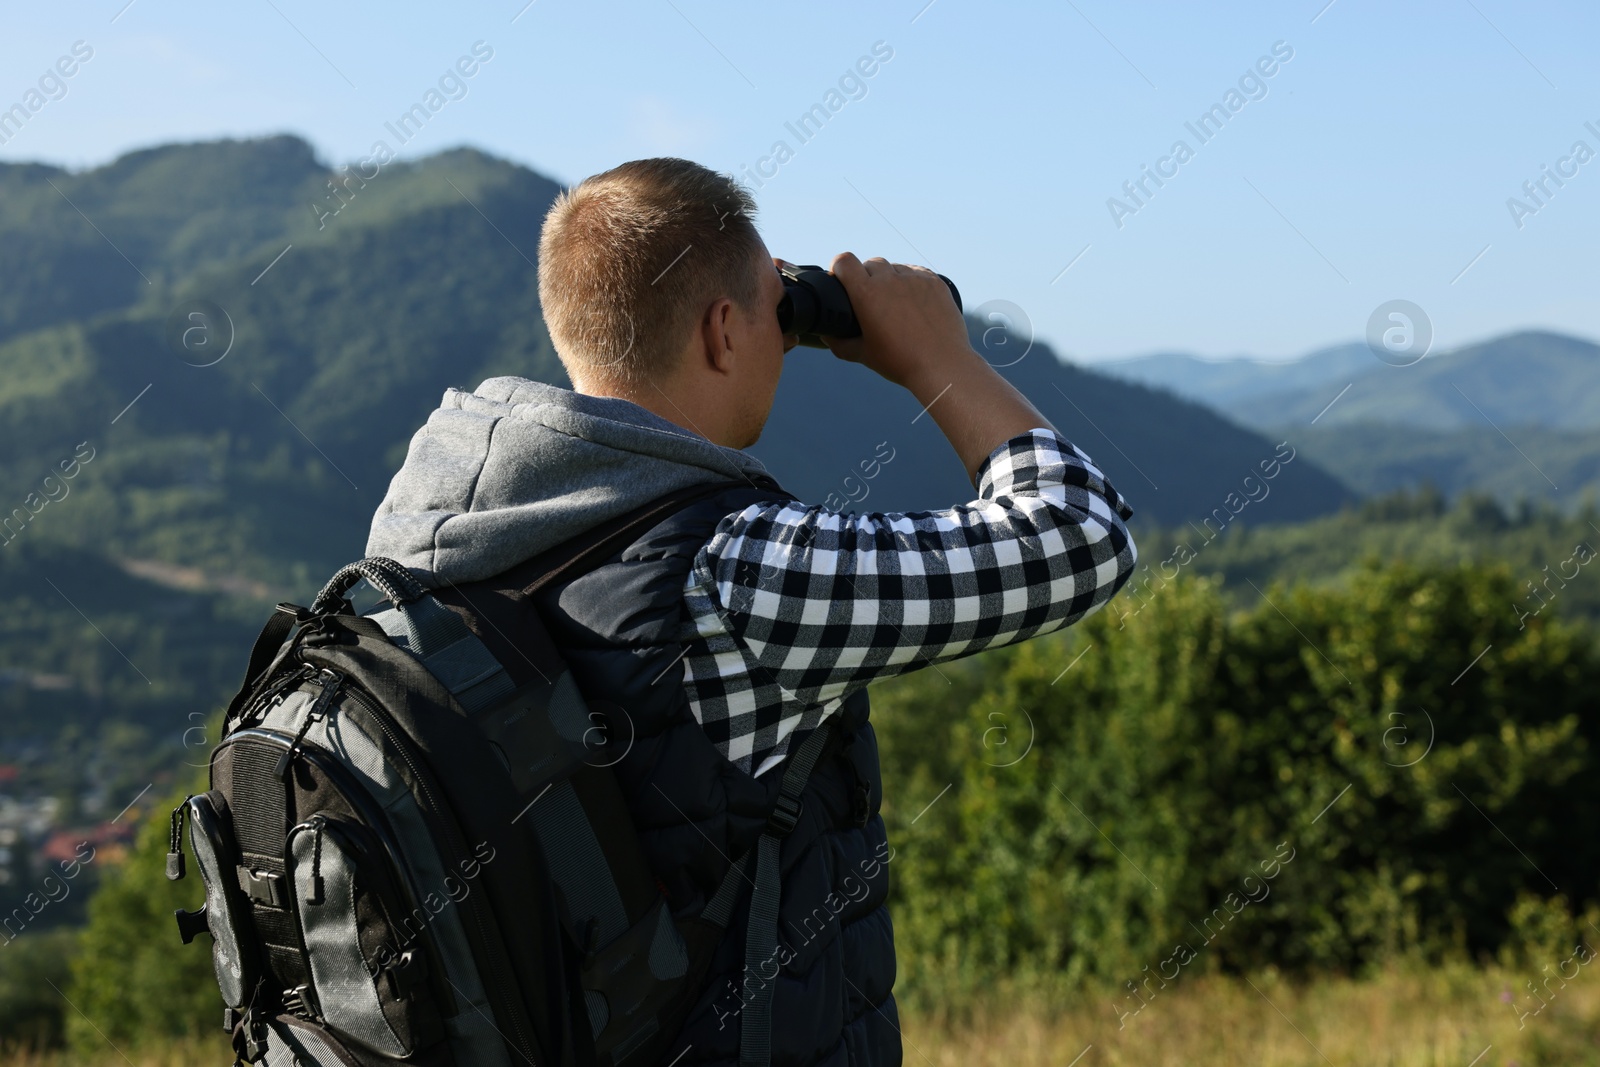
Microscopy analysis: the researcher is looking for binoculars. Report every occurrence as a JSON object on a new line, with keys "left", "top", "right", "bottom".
{"left": 777, "top": 263, "right": 963, "bottom": 348}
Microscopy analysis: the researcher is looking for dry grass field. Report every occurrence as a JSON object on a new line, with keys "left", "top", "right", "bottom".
{"left": 907, "top": 966, "right": 1600, "bottom": 1067}
{"left": 7, "top": 965, "right": 1598, "bottom": 1067}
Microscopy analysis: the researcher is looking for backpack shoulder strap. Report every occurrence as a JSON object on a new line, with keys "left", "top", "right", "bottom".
{"left": 693, "top": 720, "right": 838, "bottom": 1067}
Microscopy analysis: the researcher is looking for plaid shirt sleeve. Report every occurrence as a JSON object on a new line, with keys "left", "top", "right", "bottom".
{"left": 679, "top": 428, "right": 1138, "bottom": 774}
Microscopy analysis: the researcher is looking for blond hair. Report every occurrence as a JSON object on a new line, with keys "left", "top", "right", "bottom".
{"left": 537, "top": 158, "right": 763, "bottom": 388}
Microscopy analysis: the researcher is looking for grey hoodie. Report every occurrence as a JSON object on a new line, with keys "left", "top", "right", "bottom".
{"left": 365, "top": 377, "right": 771, "bottom": 586}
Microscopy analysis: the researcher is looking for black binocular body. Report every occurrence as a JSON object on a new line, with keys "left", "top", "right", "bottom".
{"left": 777, "top": 264, "right": 962, "bottom": 348}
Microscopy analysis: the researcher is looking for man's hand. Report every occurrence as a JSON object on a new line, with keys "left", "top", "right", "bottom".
{"left": 824, "top": 252, "right": 971, "bottom": 387}
{"left": 818, "top": 252, "right": 1059, "bottom": 485}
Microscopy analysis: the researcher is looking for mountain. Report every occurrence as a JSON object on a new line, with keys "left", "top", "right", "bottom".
{"left": 0, "top": 135, "right": 331, "bottom": 347}
{"left": 756, "top": 337, "right": 1353, "bottom": 525}
{"left": 1289, "top": 423, "right": 1600, "bottom": 505}
{"left": 1242, "top": 331, "right": 1600, "bottom": 432}
{"left": 1097, "top": 332, "right": 1600, "bottom": 434}
{"left": 0, "top": 133, "right": 1356, "bottom": 770}
{"left": 1092, "top": 343, "right": 1375, "bottom": 417}
{"left": 1092, "top": 332, "right": 1600, "bottom": 506}
{"left": 0, "top": 139, "right": 568, "bottom": 587}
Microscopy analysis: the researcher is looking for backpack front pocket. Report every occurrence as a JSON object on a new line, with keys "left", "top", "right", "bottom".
{"left": 288, "top": 815, "right": 442, "bottom": 1058}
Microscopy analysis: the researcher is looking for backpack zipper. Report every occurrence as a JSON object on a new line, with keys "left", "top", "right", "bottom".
{"left": 233, "top": 664, "right": 313, "bottom": 732}
{"left": 275, "top": 669, "right": 344, "bottom": 779}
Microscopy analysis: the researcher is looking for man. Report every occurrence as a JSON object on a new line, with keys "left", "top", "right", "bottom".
{"left": 367, "top": 158, "right": 1137, "bottom": 1066}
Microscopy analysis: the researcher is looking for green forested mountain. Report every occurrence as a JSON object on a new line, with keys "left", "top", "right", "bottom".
{"left": 0, "top": 134, "right": 1349, "bottom": 584}
{"left": 1243, "top": 331, "right": 1600, "bottom": 432}
{"left": 755, "top": 335, "right": 1355, "bottom": 524}
{"left": 0, "top": 134, "right": 1356, "bottom": 792}
{"left": 0, "top": 137, "right": 565, "bottom": 587}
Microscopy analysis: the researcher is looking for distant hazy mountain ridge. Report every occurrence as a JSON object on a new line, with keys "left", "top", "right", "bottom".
{"left": 1093, "top": 331, "right": 1600, "bottom": 504}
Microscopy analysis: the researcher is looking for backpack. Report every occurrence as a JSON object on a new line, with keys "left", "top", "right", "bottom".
{"left": 168, "top": 481, "right": 832, "bottom": 1067}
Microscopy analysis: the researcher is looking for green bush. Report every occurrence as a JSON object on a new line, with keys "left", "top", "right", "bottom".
{"left": 0, "top": 927, "right": 75, "bottom": 1049}
{"left": 66, "top": 777, "right": 223, "bottom": 1055}
{"left": 875, "top": 562, "right": 1600, "bottom": 1006}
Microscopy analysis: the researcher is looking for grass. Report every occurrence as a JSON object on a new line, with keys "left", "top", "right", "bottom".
{"left": 0, "top": 1039, "right": 227, "bottom": 1067}
{"left": 7, "top": 966, "right": 1600, "bottom": 1067}
{"left": 904, "top": 965, "right": 1600, "bottom": 1067}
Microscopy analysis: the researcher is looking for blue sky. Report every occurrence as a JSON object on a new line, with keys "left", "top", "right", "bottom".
{"left": 3, "top": 0, "right": 1597, "bottom": 362}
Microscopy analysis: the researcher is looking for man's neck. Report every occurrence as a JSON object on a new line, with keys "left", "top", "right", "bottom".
{"left": 575, "top": 377, "right": 725, "bottom": 447}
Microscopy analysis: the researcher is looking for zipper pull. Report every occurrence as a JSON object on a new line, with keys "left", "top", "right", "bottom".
{"left": 307, "top": 815, "right": 327, "bottom": 905}
{"left": 166, "top": 796, "right": 192, "bottom": 881}
{"left": 275, "top": 670, "right": 344, "bottom": 778}
{"left": 236, "top": 664, "right": 309, "bottom": 731}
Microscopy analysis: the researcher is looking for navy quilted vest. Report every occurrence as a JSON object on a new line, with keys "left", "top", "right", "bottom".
{"left": 532, "top": 484, "right": 901, "bottom": 1067}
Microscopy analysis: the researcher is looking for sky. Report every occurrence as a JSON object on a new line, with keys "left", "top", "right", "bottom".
{"left": 3, "top": 0, "right": 1597, "bottom": 363}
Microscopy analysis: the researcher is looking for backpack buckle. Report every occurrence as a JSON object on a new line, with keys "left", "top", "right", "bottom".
{"left": 233, "top": 1010, "right": 269, "bottom": 1064}
{"left": 175, "top": 904, "right": 210, "bottom": 945}
{"left": 237, "top": 867, "right": 287, "bottom": 908}
{"left": 382, "top": 949, "right": 430, "bottom": 999}
{"left": 766, "top": 794, "right": 803, "bottom": 838}
{"left": 281, "top": 983, "right": 320, "bottom": 1021}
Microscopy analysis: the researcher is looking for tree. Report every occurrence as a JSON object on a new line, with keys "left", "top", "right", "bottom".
{"left": 874, "top": 562, "right": 1600, "bottom": 1006}
{"left": 67, "top": 774, "right": 227, "bottom": 1057}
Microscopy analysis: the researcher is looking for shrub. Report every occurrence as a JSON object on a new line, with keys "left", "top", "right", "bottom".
{"left": 0, "top": 928, "right": 75, "bottom": 1050}
{"left": 875, "top": 562, "right": 1600, "bottom": 1006}
{"left": 66, "top": 777, "right": 224, "bottom": 1056}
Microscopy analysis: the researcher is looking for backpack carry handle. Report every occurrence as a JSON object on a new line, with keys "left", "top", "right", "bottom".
{"left": 313, "top": 557, "right": 428, "bottom": 615}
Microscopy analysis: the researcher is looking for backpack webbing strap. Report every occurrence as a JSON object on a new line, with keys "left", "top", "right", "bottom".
{"left": 224, "top": 608, "right": 298, "bottom": 722}
{"left": 738, "top": 720, "right": 836, "bottom": 1067}
{"left": 368, "top": 594, "right": 517, "bottom": 714}
{"left": 352, "top": 558, "right": 517, "bottom": 715}
{"left": 699, "top": 852, "right": 754, "bottom": 929}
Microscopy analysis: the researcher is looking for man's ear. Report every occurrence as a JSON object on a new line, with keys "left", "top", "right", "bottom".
{"left": 698, "top": 297, "right": 738, "bottom": 377}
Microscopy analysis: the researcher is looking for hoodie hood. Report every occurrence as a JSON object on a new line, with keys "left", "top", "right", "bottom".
{"left": 366, "top": 377, "right": 771, "bottom": 586}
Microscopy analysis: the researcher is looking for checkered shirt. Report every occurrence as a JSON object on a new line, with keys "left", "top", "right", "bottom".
{"left": 677, "top": 428, "right": 1138, "bottom": 776}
